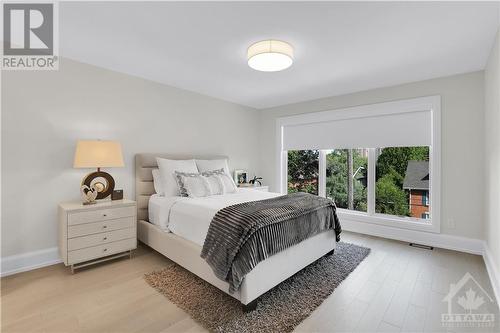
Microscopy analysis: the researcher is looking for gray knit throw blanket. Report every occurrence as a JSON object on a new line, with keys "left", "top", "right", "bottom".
{"left": 200, "top": 192, "right": 342, "bottom": 293}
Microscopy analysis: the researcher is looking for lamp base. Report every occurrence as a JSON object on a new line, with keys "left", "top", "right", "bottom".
{"left": 82, "top": 170, "right": 115, "bottom": 200}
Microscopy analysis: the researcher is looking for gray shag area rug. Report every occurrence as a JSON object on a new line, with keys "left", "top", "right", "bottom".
{"left": 144, "top": 242, "right": 370, "bottom": 333}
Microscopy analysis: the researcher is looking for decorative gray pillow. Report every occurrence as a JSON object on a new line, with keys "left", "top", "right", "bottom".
{"left": 200, "top": 168, "right": 225, "bottom": 176}
{"left": 174, "top": 171, "right": 212, "bottom": 198}
{"left": 174, "top": 171, "right": 200, "bottom": 197}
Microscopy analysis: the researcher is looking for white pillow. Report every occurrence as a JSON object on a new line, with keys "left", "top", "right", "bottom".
{"left": 156, "top": 158, "right": 198, "bottom": 197}
{"left": 196, "top": 159, "right": 231, "bottom": 177}
{"left": 151, "top": 169, "right": 164, "bottom": 196}
{"left": 204, "top": 174, "right": 224, "bottom": 195}
{"left": 196, "top": 159, "right": 237, "bottom": 188}
{"left": 175, "top": 172, "right": 211, "bottom": 198}
{"left": 219, "top": 173, "right": 237, "bottom": 194}
{"left": 202, "top": 168, "right": 237, "bottom": 194}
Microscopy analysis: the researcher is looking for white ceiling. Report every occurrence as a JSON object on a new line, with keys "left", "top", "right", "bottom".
{"left": 60, "top": 2, "right": 500, "bottom": 109}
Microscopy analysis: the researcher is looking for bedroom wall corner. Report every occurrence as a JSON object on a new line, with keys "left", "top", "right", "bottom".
{"left": 484, "top": 26, "right": 500, "bottom": 301}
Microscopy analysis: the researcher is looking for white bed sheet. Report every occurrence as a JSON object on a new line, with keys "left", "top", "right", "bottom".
{"left": 148, "top": 188, "right": 280, "bottom": 246}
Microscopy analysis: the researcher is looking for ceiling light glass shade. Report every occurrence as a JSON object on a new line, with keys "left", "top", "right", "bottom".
{"left": 247, "top": 40, "right": 294, "bottom": 72}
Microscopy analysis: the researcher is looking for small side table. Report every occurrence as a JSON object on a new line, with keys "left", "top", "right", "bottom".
{"left": 58, "top": 199, "right": 137, "bottom": 273}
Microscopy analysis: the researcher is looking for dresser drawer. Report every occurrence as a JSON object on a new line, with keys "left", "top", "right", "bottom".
{"left": 68, "top": 227, "right": 136, "bottom": 251}
{"left": 68, "top": 238, "right": 136, "bottom": 264}
{"left": 68, "top": 206, "right": 135, "bottom": 225}
{"left": 68, "top": 217, "right": 135, "bottom": 238}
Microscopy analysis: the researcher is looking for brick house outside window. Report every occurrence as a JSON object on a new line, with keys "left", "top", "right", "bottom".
{"left": 403, "top": 161, "right": 430, "bottom": 219}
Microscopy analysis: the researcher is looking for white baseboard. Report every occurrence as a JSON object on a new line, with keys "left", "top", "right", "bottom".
{"left": 1, "top": 247, "right": 62, "bottom": 277}
{"left": 483, "top": 242, "right": 500, "bottom": 306}
{"left": 342, "top": 219, "right": 484, "bottom": 254}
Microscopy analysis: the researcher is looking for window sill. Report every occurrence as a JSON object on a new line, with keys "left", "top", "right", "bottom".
{"left": 337, "top": 209, "right": 439, "bottom": 233}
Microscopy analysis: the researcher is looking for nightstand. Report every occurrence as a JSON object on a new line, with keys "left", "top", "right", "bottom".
{"left": 59, "top": 199, "right": 137, "bottom": 273}
{"left": 239, "top": 185, "right": 269, "bottom": 192}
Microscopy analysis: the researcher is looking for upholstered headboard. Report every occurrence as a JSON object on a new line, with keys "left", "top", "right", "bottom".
{"left": 135, "top": 153, "right": 229, "bottom": 221}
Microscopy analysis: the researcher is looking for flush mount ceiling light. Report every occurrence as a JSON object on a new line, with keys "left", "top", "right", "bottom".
{"left": 247, "top": 40, "right": 294, "bottom": 72}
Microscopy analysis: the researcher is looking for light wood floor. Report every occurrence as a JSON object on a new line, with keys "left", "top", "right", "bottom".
{"left": 1, "top": 231, "right": 499, "bottom": 333}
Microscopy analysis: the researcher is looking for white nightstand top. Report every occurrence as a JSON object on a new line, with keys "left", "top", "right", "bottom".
{"left": 238, "top": 185, "right": 269, "bottom": 191}
{"left": 59, "top": 199, "right": 136, "bottom": 212}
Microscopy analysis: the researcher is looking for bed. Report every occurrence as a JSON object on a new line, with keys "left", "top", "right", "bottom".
{"left": 135, "top": 153, "right": 338, "bottom": 310}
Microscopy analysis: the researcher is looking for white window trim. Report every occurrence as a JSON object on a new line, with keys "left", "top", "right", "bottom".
{"left": 276, "top": 95, "right": 441, "bottom": 234}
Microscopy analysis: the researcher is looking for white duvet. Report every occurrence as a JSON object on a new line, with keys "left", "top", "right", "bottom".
{"left": 149, "top": 188, "right": 280, "bottom": 246}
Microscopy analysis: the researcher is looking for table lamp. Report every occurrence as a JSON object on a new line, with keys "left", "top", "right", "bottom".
{"left": 73, "top": 140, "right": 124, "bottom": 200}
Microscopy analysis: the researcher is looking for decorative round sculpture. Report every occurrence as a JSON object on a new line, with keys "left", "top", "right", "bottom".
{"left": 82, "top": 170, "right": 115, "bottom": 200}
{"left": 80, "top": 184, "right": 98, "bottom": 205}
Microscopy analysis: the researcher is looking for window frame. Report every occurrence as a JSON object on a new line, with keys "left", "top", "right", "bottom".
{"left": 276, "top": 96, "right": 441, "bottom": 233}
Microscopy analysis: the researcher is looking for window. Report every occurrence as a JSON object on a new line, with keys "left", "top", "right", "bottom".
{"left": 287, "top": 147, "right": 431, "bottom": 221}
{"left": 326, "top": 149, "right": 367, "bottom": 212}
{"left": 287, "top": 150, "right": 319, "bottom": 195}
{"left": 278, "top": 96, "right": 440, "bottom": 233}
{"left": 375, "top": 146, "right": 430, "bottom": 221}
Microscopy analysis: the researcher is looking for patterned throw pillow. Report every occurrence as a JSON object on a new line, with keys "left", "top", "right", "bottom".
{"left": 201, "top": 168, "right": 225, "bottom": 176}
{"left": 174, "top": 171, "right": 211, "bottom": 197}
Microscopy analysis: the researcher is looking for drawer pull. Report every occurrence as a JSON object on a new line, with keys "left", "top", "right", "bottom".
{"left": 103, "top": 237, "right": 107, "bottom": 240}
{"left": 103, "top": 225, "right": 107, "bottom": 229}
{"left": 103, "top": 214, "right": 107, "bottom": 217}
{"left": 103, "top": 248, "right": 107, "bottom": 252}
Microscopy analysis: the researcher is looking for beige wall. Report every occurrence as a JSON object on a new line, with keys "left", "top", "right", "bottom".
{"left": 1, "top": 58, "right": 260, "bottom": 258}
{"left": 259, "top": 71, "right": 485, "bottom": 239}
{"left": 484, "top": 29, "right": 500, "bottom": 274}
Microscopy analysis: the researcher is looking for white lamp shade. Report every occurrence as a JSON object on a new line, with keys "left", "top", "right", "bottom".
{"left": 247, "top": 40, "right": 294, "bottom": 72}
{"left": 73, "top": 140, "right": 124, "bottom": 168}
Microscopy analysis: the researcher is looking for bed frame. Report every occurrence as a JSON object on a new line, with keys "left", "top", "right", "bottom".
{"left": 135, "top": 153, "right": 336, "bottom": 310}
